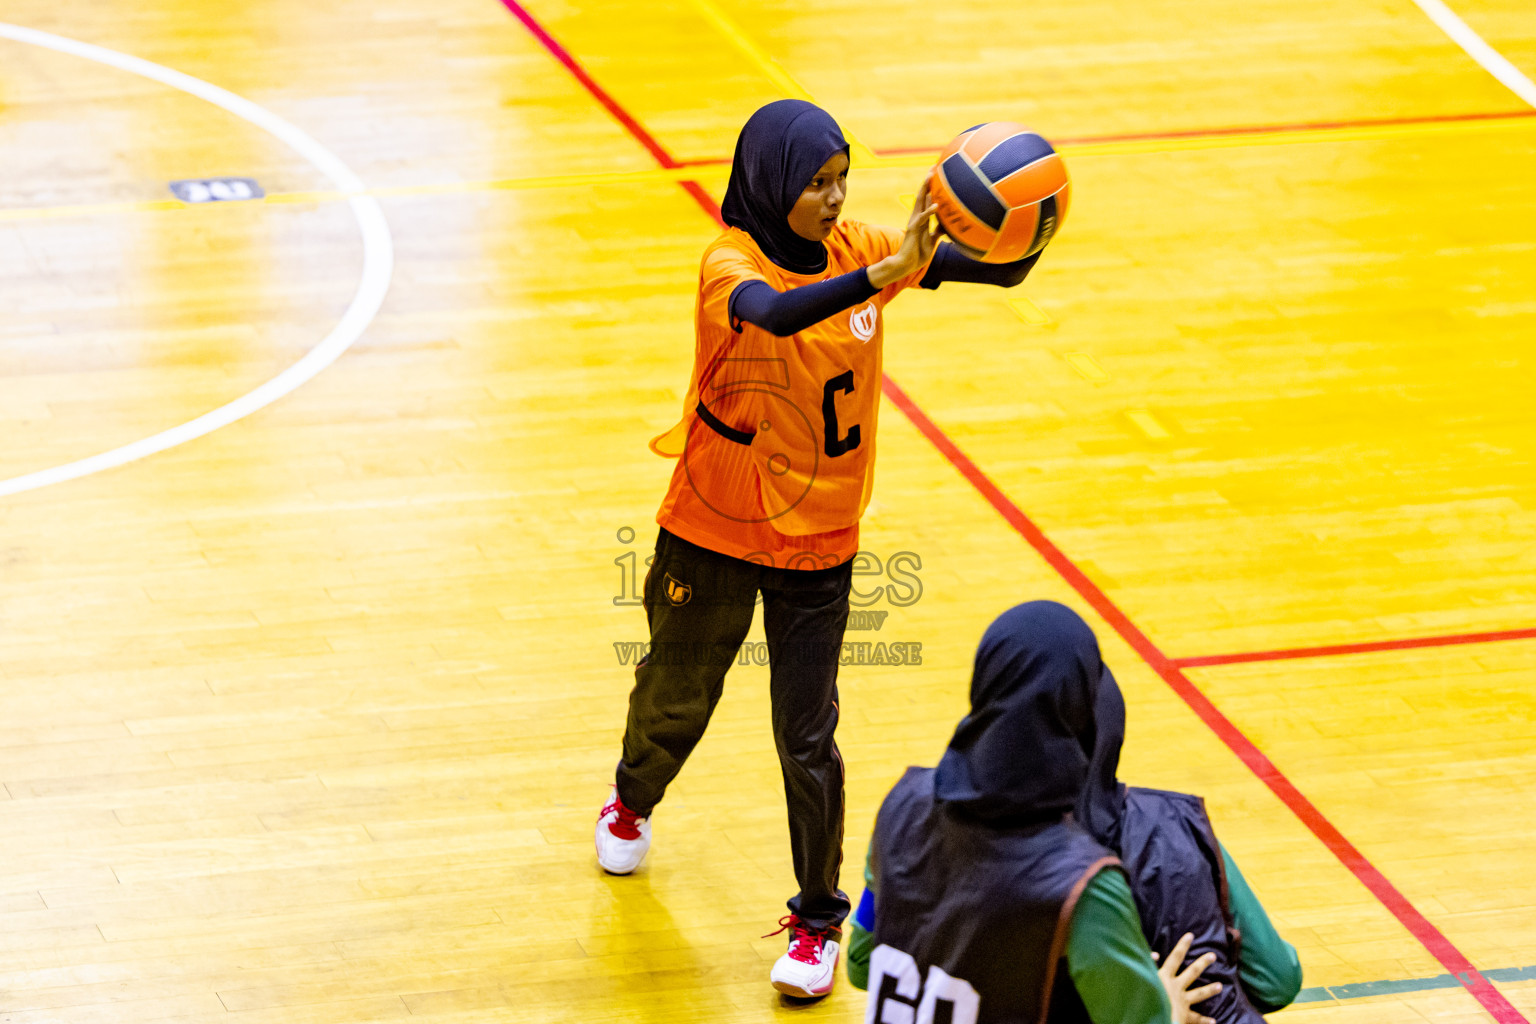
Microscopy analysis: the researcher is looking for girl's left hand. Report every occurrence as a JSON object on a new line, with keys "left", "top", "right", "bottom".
{"left": 1156, "top": 933, "right": 1222, "bottom": 1024}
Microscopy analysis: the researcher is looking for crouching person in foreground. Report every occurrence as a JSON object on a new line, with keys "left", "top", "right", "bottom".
{"left": 851, "top": 601, "right": 1229, "bottom": 1024}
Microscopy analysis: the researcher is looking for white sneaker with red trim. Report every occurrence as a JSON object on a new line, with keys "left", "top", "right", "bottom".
{"left": 767, "top": 915, "right": 840, "bottom": 999}
{"left": 594, "top": 785, "right": 650, "bottom": 875}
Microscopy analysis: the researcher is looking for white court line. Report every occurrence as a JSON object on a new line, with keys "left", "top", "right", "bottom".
{"left": 0, "top": 23, "right": 394, "bottom": 498}
{"left": 1409, "top": 0, "right": 1536, "bottom": 108}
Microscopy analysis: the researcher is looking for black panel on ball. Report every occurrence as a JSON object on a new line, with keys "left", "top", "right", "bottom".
{"left": 940, "top": 154, "right": 1007, "bottom": 231}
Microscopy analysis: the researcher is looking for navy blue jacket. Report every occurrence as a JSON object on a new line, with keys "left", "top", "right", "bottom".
{"left": 1079, "top": 669, "right": 1269, "bottom": 1024}
{"left": 1117, "top": 787, "right": 1267, "bottom": 1024}
{"left": 871, "top": 767, "right": 1121, "bottom": 1024}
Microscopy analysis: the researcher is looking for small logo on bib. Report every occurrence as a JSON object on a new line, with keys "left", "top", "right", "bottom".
{"left": 850, "top": 303, "right": 878, "bottom": 342}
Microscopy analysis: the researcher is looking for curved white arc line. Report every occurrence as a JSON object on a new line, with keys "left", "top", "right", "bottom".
{"left": 1408, "top": 0, "right": 1536, "bottom": 108}
{"left": 0, "top": 23, "right": 393, "bottom": 498}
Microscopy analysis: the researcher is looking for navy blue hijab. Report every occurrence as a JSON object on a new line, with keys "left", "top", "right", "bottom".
{"left": 1078, "top": 658, "right": 1130, "bottom": 850}
{"left": 934, "top": 601, "right": 1107, "bottom": 824}
{"left": 720, "top": 99, "right": 849, "bottom": 275}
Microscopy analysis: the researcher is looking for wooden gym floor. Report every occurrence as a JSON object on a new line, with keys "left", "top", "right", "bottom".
{"left": 2, "top": 0, "right": 1535, "bottom": 1021}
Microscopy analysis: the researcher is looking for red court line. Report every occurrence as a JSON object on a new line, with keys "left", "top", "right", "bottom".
{"left": 873, "top": 108, "right": 1536, "bottom": 155}
{"left": 672, "top": 108, "right": 1536, "bottom": 166}
{"left": 880, "top": 381, "right": 1526, "bottom": 1024}
{"left": 497, "top": 4, "right": 1528, "bottom": 1020}
{"left": 677, "top": 180, "right": 722, "bottom": 222}
{"left": 497, "top": 0, "right": 680, "bottom": 170}
{"left": 1175, "top": 626, "right": 1536, "bottom": 668}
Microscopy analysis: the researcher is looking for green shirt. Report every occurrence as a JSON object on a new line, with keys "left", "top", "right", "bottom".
{"left": 1220, "top": 845, "right": 1303, "bottom": 1011}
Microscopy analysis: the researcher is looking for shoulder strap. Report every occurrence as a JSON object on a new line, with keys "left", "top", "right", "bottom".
{"left": 1037, "top": 856, "right": 1122, "bottom": 1024}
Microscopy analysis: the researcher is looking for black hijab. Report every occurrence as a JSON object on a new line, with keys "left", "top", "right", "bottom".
{"left": 934, "top": 601, "right": 1106, "bottom": 825}
{"left": 720, "top": 99, "right": 848, "bottom": 275}
{"left": 1078, "top": 656, "right": 1130, "bottom": 851}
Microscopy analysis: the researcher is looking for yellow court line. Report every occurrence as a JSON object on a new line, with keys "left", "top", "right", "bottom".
{"left": 0, "top": 167, "right": 734, "bottom": 223}
{"left": 4, "top": 112, "right": 1533, "bottom": 224}
{"left": 678, "top": 0, "right": 881, "bottom": 168}
{"left": 269, "top": 165, "right": 732, "bottom": 204}
{"left": 0, "top": 197, "right": 185, "bottom": 222}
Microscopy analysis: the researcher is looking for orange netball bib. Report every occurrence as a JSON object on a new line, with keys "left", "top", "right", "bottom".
{"left": 656, "top": 223, "right": 931, "bottom": 539}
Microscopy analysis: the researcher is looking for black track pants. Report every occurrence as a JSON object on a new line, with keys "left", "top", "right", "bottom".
{"left": 616, "top": 528, "right": 852, "bottom": 931}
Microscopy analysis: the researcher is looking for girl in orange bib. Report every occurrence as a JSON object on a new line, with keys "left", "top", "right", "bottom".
{"left": 595, "top": 99, "right": 1045, "bottom": 1000}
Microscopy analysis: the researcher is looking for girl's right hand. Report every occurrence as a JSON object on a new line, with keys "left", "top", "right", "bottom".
{"left": 868, "top": 174, "right": 942, "bottom": 289}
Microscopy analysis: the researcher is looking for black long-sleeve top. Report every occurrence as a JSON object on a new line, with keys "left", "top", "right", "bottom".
{"left": 728, "top": 243, "right": 1042, "bottom": 338}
